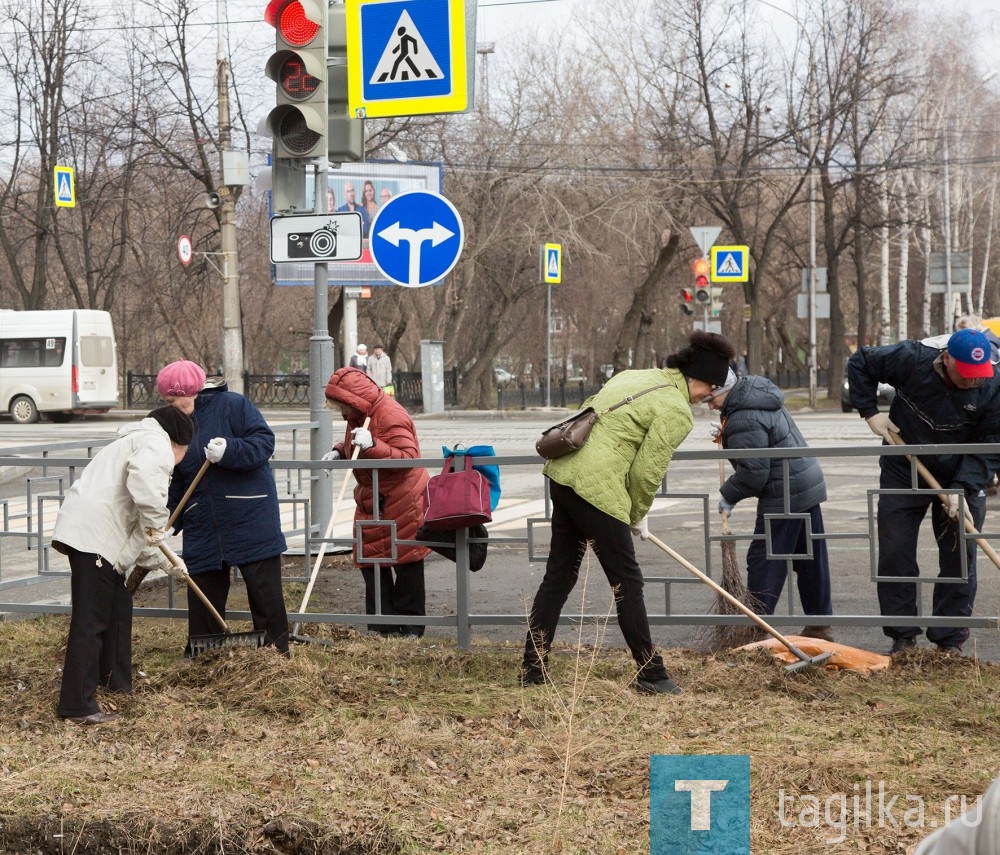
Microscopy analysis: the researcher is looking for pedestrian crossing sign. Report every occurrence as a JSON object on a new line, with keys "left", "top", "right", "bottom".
{"left": 541, "top": 243, "right": 562, "bottom": 284}
{"left": 710, "top": 245, "right": 749, "bottom": 282}
{"left": 346, "top": 0, "right": 468, "bottom": 119}
{"left": 54, "top": 166, "right": 75, "bottom": 208}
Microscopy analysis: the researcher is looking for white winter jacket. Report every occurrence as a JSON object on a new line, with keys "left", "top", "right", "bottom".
{"left": 914, "top": 773, "right": 1000, "bottom": 855}
{"left": 52, "top": 418, "right": 174, "bottom": 574}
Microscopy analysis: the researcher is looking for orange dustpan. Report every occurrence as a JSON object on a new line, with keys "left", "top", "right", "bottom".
{"left": 737, "top": 635, "right": 891, "bottom": 672}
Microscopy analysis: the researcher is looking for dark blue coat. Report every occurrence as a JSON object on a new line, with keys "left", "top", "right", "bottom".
{"left": 168, "top": 381, "right": 286, "bottom": 574}
{"left": 718, "top": 376, "right": 827, "bottom": 513}
{"left": 848, "top": 340, "right": 1000, "bottom": 491}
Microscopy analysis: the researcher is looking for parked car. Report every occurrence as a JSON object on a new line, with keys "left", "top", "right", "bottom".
{"left": 841, "top": 363, "right": 895, "bottom": 413}
{"left": 275, "top": 370, "right": 309, "bottom": 388}
{"left": 493, "top": 367, "right": 514, "bottom": 385}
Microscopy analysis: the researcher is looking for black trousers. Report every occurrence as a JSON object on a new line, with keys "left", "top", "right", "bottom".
{"left": 876, "top": 473, "right": 983, "bottom": 647}
{"left": 746, "top": 505, "right": 833, "bottom": 617}
{"left": 522, "top": 480, "right": 668, "bottom": 682}
{"left": 361, "top": 560, "right": 426, "bottom": 636}
{"left": 57, "top": 548, "right": 133, "bottom": 718}
{"left": 185, "top": 555, "right": 290, "bottom": 654}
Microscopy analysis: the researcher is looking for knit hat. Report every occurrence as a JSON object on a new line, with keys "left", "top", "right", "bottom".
{"left": 947, "top": 329, "right": 994, "bottom": 379}
{"left": 665, "top": 331, "right": 735, "bottom": 388}
{"left": 147, "top": 406, "right": 194, "bottom": 446}
{"left": 156, "top": 360, "right": 207, "bottom": 397}
{"left": 705, "top": 369, "right": 738, "bottom": 400}
{"left": 357, "top": 344, "right": 367, "bottom": 353}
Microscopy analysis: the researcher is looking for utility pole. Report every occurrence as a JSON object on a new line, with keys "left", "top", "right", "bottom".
{"left": 216, "top": 0, "right": 245, "bottom": 393}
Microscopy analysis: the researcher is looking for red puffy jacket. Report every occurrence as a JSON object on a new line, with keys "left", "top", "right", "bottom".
{"left": 325, "top": 368, "right": 430, "bottom": 566}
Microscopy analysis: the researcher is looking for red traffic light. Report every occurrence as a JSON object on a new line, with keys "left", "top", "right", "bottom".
{"left": 695, "top": 273, "right": 709, "bottom": 288}
{"left": 681, "top": 288, "right": 693, "bottom": 302}
{"left": 266, "top": 0, "right": 319, "bottom": 46}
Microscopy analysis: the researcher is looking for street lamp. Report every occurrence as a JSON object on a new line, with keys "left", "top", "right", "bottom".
{"left": 942, "top": 69, "right": 997, "bottom": 332}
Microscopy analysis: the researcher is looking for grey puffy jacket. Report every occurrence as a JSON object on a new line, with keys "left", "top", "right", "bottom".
{"left": 718, "top": 376, "right": 827, "bottom": 514}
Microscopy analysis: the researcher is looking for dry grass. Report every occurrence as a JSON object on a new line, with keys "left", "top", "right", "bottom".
{"left": 2, "top": 609, "right": 998, "bottom": 854}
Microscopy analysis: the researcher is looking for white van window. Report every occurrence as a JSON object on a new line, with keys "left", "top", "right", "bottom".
{"left": 1, "top": 337, "right": 67, "bottom": 368}
{"left": 80, "top": 336, "right": 114, "bottom": 367}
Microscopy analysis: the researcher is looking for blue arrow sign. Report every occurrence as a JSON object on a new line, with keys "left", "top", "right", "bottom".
{"left": 369, "top": 190, "right": 464, "bottom": 287}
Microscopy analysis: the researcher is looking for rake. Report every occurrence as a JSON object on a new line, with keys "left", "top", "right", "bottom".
{"left": 291, "top": 416, "right": 371, "bottom": 645}
{"left": 646, "top": 532, "right": 832, "bottom": 673}
{"left": 125, "top": 458, "right": 211, "bottom": 596}
{"left": 156, "top": 541, "right": 265, "bottom": 655}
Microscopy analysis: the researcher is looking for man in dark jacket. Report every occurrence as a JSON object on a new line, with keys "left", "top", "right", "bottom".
{"left": 707, "top": 372, "right": 833, "bottom": 639}
{"left": 848, "top": 329, "right": 1000, "bottom": 655}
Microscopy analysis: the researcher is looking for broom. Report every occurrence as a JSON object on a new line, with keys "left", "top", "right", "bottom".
{"left": 706, "top": 454, "right": 765, "bottom": 650}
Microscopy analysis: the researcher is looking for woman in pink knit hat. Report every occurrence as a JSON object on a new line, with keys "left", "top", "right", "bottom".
{"left": 156, "top": 359, "right": 290, "bottom": 655}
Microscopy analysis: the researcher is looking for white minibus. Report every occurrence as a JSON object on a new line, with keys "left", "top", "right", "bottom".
{"left": 0, "top": 310, "right": 119, "bottom": 423}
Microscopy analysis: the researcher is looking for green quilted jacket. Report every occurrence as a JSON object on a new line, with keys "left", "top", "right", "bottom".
{"left": 542, "top": 368, "right": 694, "bottom": 525}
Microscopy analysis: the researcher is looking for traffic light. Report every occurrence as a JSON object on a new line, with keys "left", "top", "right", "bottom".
{"left": 692, "top": 257, "right": 711, "bottom": 303}
{"left": 328, "top": 3, "right": 365, "bottom": 162}
{"left": 680, "top": 288, "right": 695, "bottom": 316}
{"left": 263, "top": 0, "right": 327, "bottom": 211}
{"left": 709, "top": 287, "right": 724, "bottom": 317}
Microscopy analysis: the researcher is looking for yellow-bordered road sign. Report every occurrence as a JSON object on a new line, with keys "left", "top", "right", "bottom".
{"left": 54, "top": 166, "right": 75, "bottom": 208}
{"left": 541, "top": 243, "right": 562, "bottom": 284}
{"left": 710, "top": 245, "right": 749, "bottom": 282}
{"left": 346, "top": 0, "right": 467, "bottom": 119}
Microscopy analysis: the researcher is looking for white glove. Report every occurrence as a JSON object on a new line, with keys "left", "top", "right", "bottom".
{"left": 709, "top": 421, "right": 722, "bottom": 441}
{"left": 144, "top": 527, "right": 166, "bottom": 547}
{"left": 162, "top": 556, "right": 187, "bottom": 580}
{"left": 351, "top": 426, "right": 373, "bottom": 451}
{"left": 204, "top": 437, "right": 227, "bottom": 463}
{"left": 865, "top": 413, "right": 899, "bottom": 439}
{"left": 944, "top": 494, "right": 962, "bottom": 520}
{"left": 718, "top": 497, "right": 735, "bottom": 517}
{"left": 629, "top": 516, "right": 650, "bottom": 541}
{"left": 321, "top": 450, "right": 340, "bottom": 462}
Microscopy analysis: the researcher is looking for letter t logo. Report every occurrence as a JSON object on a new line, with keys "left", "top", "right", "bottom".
{"left": 674, "top": 779, "right": 729, "bottom": 830}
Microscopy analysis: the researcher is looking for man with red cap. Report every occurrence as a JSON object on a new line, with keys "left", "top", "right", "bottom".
{"left": 848, "top": 328, "right": 1000, "bottom": 655}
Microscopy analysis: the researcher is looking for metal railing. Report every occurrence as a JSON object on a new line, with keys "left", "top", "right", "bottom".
{"left": 1, "top": 440, "right": 998, "bottom": 651}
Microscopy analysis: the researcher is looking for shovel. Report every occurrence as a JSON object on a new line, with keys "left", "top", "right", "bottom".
{"left": 156, "top": 541, "right": 265, "bottom": 654}
{"left": 291, "top": 416, "right": 371, "bottom": 644}
{"left": 645, "top": 532, "right": 832, "bottom": 673}
{"left": 885, "top": 431, "right": 1000, "bottom": 572}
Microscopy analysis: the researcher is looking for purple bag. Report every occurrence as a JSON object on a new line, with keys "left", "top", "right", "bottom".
{"left": 422, "top": 453, "right": 492, "bottom": 531}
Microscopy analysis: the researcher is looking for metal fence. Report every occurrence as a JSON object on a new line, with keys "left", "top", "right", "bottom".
{"left": 1, "top": 439, "right": 998, "bottom": 652}
{"left": 127, "top": 370, "right": 459, "bottom": 411}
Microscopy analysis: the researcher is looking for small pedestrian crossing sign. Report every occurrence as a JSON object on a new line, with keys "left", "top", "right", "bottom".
{"left": 54, "top": 166, "right": 75, "bottom": 208}
{"left": 710, "top": 245, "right": 749, "bottom": 282}
{"left": 346, "top": 0, "right": 468, "bottom": 119}
{"left": 541, "top": 243, "right": 562, "bottom": 284}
